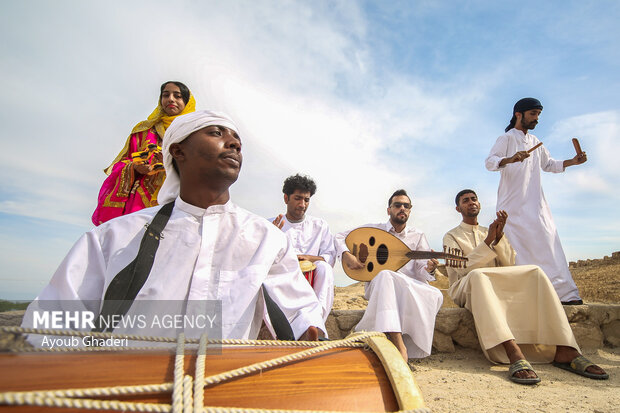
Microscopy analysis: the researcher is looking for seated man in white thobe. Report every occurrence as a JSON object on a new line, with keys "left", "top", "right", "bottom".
{"left": 443, "top": 189, "right": 608, "bottom": 384}
{"left": 271, "top": 174, "right": 336, "bottom": 322}
{"left": 22, "top": 110, "right": 326, "bottom": 343}
{"left": 335, "top": 189, "right": 443, "bottom": 361}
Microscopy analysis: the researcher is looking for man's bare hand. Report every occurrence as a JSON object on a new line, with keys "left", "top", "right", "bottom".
{"left": 495, "top": 210, "right": 508, "bottom": 243}
{"left": 133, "top": 163, "right": 151, "bottom": 175}
{"left": 152, "top": 152, "right": 163, "bottom": 164}
{"left": 511, "top": 150, "right": 530, "bottom": 163}
{"left": 342, "top": 251, "right": 364, "bottom": 270}
{"left": 425, "top": 251, "right": 439, "bottom": 274}
{"left": 485, "top": 210, "right": 508, "bottom": 246}
{"left": 564, "top": 151, "right": 587, "bottom": 167}
{"left": 271, "top": 214, "right": 285, "bottom": 229}
{"left": 500, "top": 150, "right": 530, "bottom": 167}
{"left": 298, "top": 254, "right": 324, "bottom": 263}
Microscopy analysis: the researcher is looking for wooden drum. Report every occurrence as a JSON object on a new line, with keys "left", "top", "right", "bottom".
{"left": 0, "top": 332, "right": 429, "bottom": 412}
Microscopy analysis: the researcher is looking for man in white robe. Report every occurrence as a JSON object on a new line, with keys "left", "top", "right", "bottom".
{"left": 485, "top": 97, "right": 587, "bottom": 304}
{"left": 22, "top": 111, "right": 326, "bottom": 343}
{"left": 443, "top": 189, "right": 607, "bottom": 384}
{"left": 335, "top": 189, "right": 442, "bottom": 361}
{"left": 271, "top": 174, "right": 336, "bottom": 321}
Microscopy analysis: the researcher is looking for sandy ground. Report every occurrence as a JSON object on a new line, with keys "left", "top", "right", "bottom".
{"left": 334, "top": 255, "right": 620, "bottom": 412}
{"left": 413, "top": 347, "right": 619, "bottom": 413}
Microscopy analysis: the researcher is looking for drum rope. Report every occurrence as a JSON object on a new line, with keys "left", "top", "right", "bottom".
{"left": 194, "top": 334, "right": 207, "bottom": 412}
{"left": 199, "top": 332, "right": 383, "bottom": 387}
{"left": 0, "top": 329, "right": 433, "bottom": 413}
{"left": 1, "top": 326, "right": 365, "bottom": 351}
{"left": 172, "top": 334, "right": 185, "bottom": 413}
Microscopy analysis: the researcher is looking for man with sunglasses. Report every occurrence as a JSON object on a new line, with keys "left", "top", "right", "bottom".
{"left": 334, "top": 189, "right": 443, "bottom": 362}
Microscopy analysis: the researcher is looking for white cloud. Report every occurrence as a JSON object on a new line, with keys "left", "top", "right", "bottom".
{"left": 1, "top": 1, "right": 619, "bottom": 296}
{"left": 546, "top": 110, "right": 620, "bottom": 198}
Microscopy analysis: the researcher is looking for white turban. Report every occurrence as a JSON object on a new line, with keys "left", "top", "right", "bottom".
{"left": 157, "top": 110, "right": 240, "bottom": 204}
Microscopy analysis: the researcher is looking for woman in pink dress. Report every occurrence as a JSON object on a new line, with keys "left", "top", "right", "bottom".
{"left": 92, "top": 81, "right": 195, "bottom": 225}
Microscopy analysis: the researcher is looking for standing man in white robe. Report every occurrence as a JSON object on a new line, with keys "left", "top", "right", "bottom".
{"left": 271, "top": 174, "right": 336, "bottom": 322}
{"left": 444, "top": 189, "right": 607, "bottom": 384}
{"left": 485, "top": 97, "right": 587, "bottom": 304}
{"left": 334, "top": 189, "right": 442, "bottom": 361}
{"left": 22, "top": 111, "right": 325, "bottom": 342}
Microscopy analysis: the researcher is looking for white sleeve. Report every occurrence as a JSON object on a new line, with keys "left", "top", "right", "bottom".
{"left": 334, "top": 229, "right": 352, "bottom": 260}
{"left": 21, "top": 231, "right": 107, "bottom": 344}
{"left": 27, "top": 231, "right": 107, "bottom": 304}
{"left": 262, "top": 236, "right": 326, "bottom": 339}
{"left": 411, "top": 233, "right": 435, "bottom": 283}
{"left": 539, "top": 144, "right": 565, "bottom": 173}
{"left": 443, "top": 232, "right": 496, "bottom": 285}
{"left": 318, "top": 223, "right": 337, "bottom": 266}
{"left": 485, "top": 135, "right": 509, "bottom": 171}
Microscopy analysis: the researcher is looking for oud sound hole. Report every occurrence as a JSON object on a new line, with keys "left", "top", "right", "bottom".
{"left": 369, "top": 236, "right": 375, "bottom": 246}
{"left": 367, "top": 262, "right": 374, "bottom": 272}
{"left": 377, "top": 244, "right": 388, "bottom": 264}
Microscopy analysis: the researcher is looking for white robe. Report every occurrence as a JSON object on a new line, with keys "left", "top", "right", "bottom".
{"left": 270, "top": 215, "right": 336, "bottom": 321}
{"left": 22, "top": 197, "right": 326, "bottom": 342}
{"left": 485, "top": 128, "right": 580, "bottom": 302}
{"left": 335, "top": 222, "right": 443, "bottom": 359}
{"left": 444, "top": 222, "right": 580, "bottom": 364}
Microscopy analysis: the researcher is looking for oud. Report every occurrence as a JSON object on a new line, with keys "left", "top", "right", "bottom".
{"left": 343, "top": 227, "right": 467, "bottom": 282}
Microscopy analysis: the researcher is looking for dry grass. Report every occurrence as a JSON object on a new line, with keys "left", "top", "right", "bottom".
{"left": 570, "top": 255, "right": 620, "bottom": 304}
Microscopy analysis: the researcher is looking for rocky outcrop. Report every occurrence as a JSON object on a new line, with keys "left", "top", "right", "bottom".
{"left": 328, "top": 304, "right": 620, "bottom": 352}
{"left": 569, "top": 251, "right": 620, "bottom": 268}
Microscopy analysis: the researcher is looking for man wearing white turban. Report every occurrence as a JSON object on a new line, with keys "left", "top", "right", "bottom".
{"left": 23, "top": 110, "right": 326, "bottom": 342}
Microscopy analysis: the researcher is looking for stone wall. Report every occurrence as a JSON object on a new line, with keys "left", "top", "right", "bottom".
{"left": 3, "top": 304, "right": 619, "bottom": 353}
{"left": 329, "top": 304, "right": 620, "bottom": 352}
{"left": 569, "top": 251, "right": 620, "bottom": 268}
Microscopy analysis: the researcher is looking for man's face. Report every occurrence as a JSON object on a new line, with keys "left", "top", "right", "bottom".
{"left": 387, "top": 195, "right": 412, "bottom": 226}
{"left": 456, "top": 192, "right": 480, "bottom": 218}
{"left": 284, "top": 189, "right": 311, "bottom": 221}
{"left": 519, "top": 109, "right": 541, "bottom": 130}
{"left": 175, "top": 125, "right": 242, "bottom": 183}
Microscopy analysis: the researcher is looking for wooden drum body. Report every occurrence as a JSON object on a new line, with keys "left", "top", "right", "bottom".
{"left": 0, "top": 333, "right": 428, "bottom": 412}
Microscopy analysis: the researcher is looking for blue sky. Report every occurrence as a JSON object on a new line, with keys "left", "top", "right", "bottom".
{"left": 1, "top": 1, "right": 618, "bottom": 300}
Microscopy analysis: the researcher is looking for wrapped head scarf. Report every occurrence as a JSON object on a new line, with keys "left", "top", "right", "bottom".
{"left": 157, "top": 110, "right": 240, "bottom": 204}
{"left": 505, "top": 97, "right": 543, "bottom": 132}
{"left": 103, "top": 90, "right": 196, "bottom": 174}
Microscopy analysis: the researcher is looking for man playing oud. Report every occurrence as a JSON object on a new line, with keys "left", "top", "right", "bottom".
{"left": 271, "top": 174, "right": 336, "bottom": 322}
{"left": 334, "top": 189, "right": 442, "bottom": 361}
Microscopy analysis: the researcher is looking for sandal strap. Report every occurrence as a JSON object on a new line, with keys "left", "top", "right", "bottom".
{"left": 509, "top": 359, "right": 535, "bottom": 375}
{"left": 570, "top": 355, "right": 595, "bottom": 373}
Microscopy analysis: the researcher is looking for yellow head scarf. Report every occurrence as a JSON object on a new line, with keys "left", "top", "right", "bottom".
{"left": 104, "top": 92, "right": 196, "bottom": 174}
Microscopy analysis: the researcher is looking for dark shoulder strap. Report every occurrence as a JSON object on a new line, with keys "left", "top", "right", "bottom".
{"left": 93, "top": 201, "right": 175, "bottom": 332}
{"left": 261, "top": 285, "right": 295, "bottom": 341}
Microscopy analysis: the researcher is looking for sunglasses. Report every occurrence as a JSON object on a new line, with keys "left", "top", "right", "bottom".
{"left": 391, "top": 202, "right": 412, "bottom": 210}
